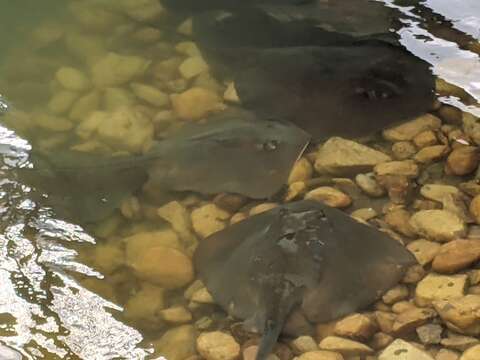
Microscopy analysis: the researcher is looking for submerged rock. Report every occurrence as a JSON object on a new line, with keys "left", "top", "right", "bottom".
{"left": 314, "top": 137, "right": 391, "bottom": 175}
{"left": 383, "top": 114, "right": 442, "bottom": 141}
{"left": 415, "top": 273, "right": 467, "bottom": 307}
{"left": 379, "top": 339, "right": 434, "bottom": 360}
{"left": 409, "top": 210, "right": 466, "bottom": 242}
{"left": 196, "top": 331, "right": 240, "bottom": 360}
{"left": 152, "top": 325, "right": 197, "bottom": 360}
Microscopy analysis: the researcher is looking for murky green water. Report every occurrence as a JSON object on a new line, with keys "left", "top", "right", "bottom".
{"left": 0, "top": 0, "right": 480, "bottom": 359}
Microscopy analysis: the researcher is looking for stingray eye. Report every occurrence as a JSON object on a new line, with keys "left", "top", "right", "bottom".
{"left": 284, "top": 232, "right": 295, "bottom": 240}
{"left": 317, "top": 210, "right": 327, "bottom": 221}
{"left": 262, "top": 140, "right": 279, "bottom": 151}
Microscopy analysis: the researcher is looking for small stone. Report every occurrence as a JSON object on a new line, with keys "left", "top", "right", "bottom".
{"left": 415, "top": 274, "right": 467, "bottom": 307}
{"left": 416, "top": 324, "right": 443, "bottom": 345}
{"left": 409, "top": 210, "right": 466, "bottom": 242}
{"left": 355, "top": 173, "right": 386, "bottom": 197}
{"left": 436, "top": 349, "right": 460, "bottom": 360}
{"left": 318, "top": 336, "right": 373, "bottom": 356}
{"left": 290, "top": 336, "right": 319, "bottom": 354}
{"left": 130, "top": 245, "right": 193, "bottom": 289}
{"left": 157, "top": 201, "right": 195, "bottom": 244}
{"left": 374, "top": 160, "right": 419, "bottom": 178}
{"left": 48, "top": 90, "right": 79, "bottom": 115}
{"left": 469, "top": 195, "right": 480, "bottom": 224}
{"left": 124, "top": 283, "right": 164, "bottom": 325}
{"left": 159, "top": 306, "right": 193, "bottom": 324}
{"left": 391, "top": 307, "right": 436, "bottom": 335}
{"left": 351, "top": 208, "right": 378, "bottom": 222}
{"left": 130, "top": 83, "right": 169, "bottom": 107}
{"left": 230, "top": 213, "right": 247, "bottom": 224}
{"left": 242, "top": 346, "right": 280, "bottom": 360}
{"left": 432, "top": 240, "right": 480, "bottom": 274}
{"left": 288, "top": 158, "right": 313, "bottom": 184}
{"left": 314, "top": 137, "right": 391, "bottom": 175}
{"left": 446, "top": 147, "right": 479, "bottom": 176}
{"left": 375, "top": 311, "right": 396, "bottom": 334}
{"left": 152, "top": 325, "right": 197, "bottom": 360}
{"left": 434, "top": 295, "right": 480, "bottom": 335}
{"left": 249, "top": 203, "right": 278, "bottom": 216}
{"left": 191, "top": 287, "right": 215, "bottom": 304}
{"left": 385, "top": 209, "right": 416, "bottom": 238}
{"left": 441, "top": 333, "right": 479, "bottom": 351}
{"left": 55, "top": 66, "right": 90, "bottom": 92}
{"left": 177, "top": 17, "right": 193, "bottom": 35}
{"left": 414, "top": 130, "right": 438, "bottom": 148}
{"left": 304, "top": 187, "right": 352, "bottom": 208}
{"left": 383, "top": 114, "right": 442, "bottom": 141}
{"left": 420, "top": 184, "right": 461, "bottom": 203}
{"left": 223, "top": 82, "right": 240, "bottom": 103}
{"left": 196, "top": 332, "right": 240, "bottom": 360}
{"left": 175, "top": 41, "right": 201, "bottom": 57}
{"left": 191, "top": 204, "right": 230, "bottom": 238}
{"left": 392, "top": 141, "right": 417, "bottom": 160}
{"left": 172, "top": 87, "right": 223, "bottom": 121}
{"left": 403, "top": 264, "right": 427, "bottom": 284}
{"left": 377, "top": 175, "right": 412, "bottom": 204}
{"left": 407, "top": 239, "right": 441, "bottom": 266}
{"left": 334, "top": 313, "right": 377, "bottom": 340}
{"left": 414, "top": 145, "right": 450, "bottom": 164}
{"left": 285, "top": 181, "right": 308, "bottom": 202}
{"left": 179, "top": 56, "right": 209, "bottom": 79}
{"left": 383, "top": 285, "right": 410, "bottom": 305}
{"left": 460, "top": 344, "right": 480, "bottom": 360}
{"left": 297, "top": 351, "right": 344, "bottom": 360}
{"left": 213, "top": 193, "right": 247, "bottom": 213}
{"left": 379, "top": 339, "right": 435, "bottom": 360}
{"left": 370, "top": 332, "right": 394, "bottom": 350}
{"left": 392, "top": 301, "right": 418, "bottom": 314}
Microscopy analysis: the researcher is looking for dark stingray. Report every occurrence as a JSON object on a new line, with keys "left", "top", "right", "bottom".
{"left": 194, "top": 200, "right": 415, "bottom": 359}
{"left": 231, "top": 44, "right": 434, "bottom": 140}
{"left": 147, "top": 108, "right": 309, "bottom": 198}
{"left": 15, "top": 109, "right": 309, "bottom": 222}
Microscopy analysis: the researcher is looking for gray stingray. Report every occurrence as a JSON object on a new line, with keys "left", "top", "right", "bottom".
{"left": 231, "top": 44, "right": 434, "bottom": 140}
{"left": 147, "top": 108, "right": 309, "bottom": 198}
{"left": 15, "top": 109, "right": 309, "bottom": 223}
{"left": 194, "top": 200, "right": 415, "bottom": 360}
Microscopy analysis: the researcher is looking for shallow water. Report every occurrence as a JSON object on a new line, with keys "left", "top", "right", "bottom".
{"left": 0, "top": 0, "right": 479, "bottom": 359}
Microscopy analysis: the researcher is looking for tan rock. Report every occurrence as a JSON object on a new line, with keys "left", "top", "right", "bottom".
{"left": 391, "top": 307, "right": 436, "bottom": 335}
{"left": 392, "top": 301, "right": 418, "bottom": 314}
{"left": 157, "top": 201, "right": 194, "bottom": 244}
{"left": 191, "top": 287, "right": 214, "bottom": 304}
{"left": 460, "top": 344, "right": 480, "bottom": 360}
{"left": 446, "top": 147, "right": 479, "bottom": 176}
{"left": 416, "top": 324, "right": 443, "bottom": 344}
{"left": 249, "top": 203, "right": 278, "bottom": 216}
{"left": 351, "top": 208, "right": 378, "bottom": 221}
{"left": 414, "top": 145, "right": 450, "bottom": 164}
{"left": 152, "top": 325, "right": 197, "bottom": 360}
{"left": 334, "top": 314, "right": 377, "bottom": 340}
{"left": 370, "top": 332, "right": 394, "bottom": 350}
{"left": 129, "top": 246, "right": 194, "bottom": 289}
{"left": 441, "top": 333, "right": 479, "bottom": 351}
{"left": 124, "top": 283, "right": 164, "bottom": 325}
{"left": 414, "top": 130, "right": 438, "bottom": 148}
{"left": 130, "top": 83, "right": 169, "bottom": 107}
{"left": 409, "top": 210, "right": 466, "bottom": 242}
{"left": 159, "top": 306, "right": 193, "bottom": 324}
{"left": 469, "top": 195, "right": 480, "bottom": 224}
{"left": 383, "top": 114, "right": 442, "bottom": 141}
{"left": 375, "top": 311, "right": 396, "bottom": 334}
{"left": 420, "top": 184, "right": 460, "bottom": 203}
{"left": 213, "top": 193, "right": 247, "bottom": 213}
{"left": 196, "top": 332, "right": 240, "bottom": 360}
{"left": 242, "top": 346, "right": 279, "bottom": 360}
{"left": 392, "top": 141, "right": 417, "bottom": 160}
{"left": 172, "top": 87, "right": 223, "bottom": 120}
{"left": 290, "top": 336, "right": 319, "bottom": 354}
{"left": 432, "top": 240, "right": 480, "bottom": 274}
{"left": 318, "top": 336, "right": 373, "bottom": 356}
{"left": 403, "top": 264, "right": 427, "bottom": 284}
{"left": 376, "top": 175, "right": 412, "bottom": 204}
{"left": 436, "top": 349, "right": 460, "bottom": 360}
{"left": 288, "top": 158, "right": 313, "bottom": 184}
{"left": 191, "top": 204, "right": 230, "bottom": 238}
{"left": 55, "top": 66, "right": 91, "bottom": 92}
{"left": 179, "top": 56, "right": 209, "bottom": 79}
{"left": 415, "top": 274, "right": 467, "bottom": 307}
{"left": 407, "top": 239, "right": 441, "bottom": 266}
{"left": 383, "top": 285, "right": 410, "bottom": 305}
{"left": 434, "top": 295, "right": 480, "bottom": 335}
{"left": 355, "top": 173, "right": 385, "bottom": 197}
{"left": 379, "top": 339, "right": 434, "bottom": 360}
{"left": 374, "top": 160, "right": 419, "bottom": 178}
{"left": 314, "top": 137, "right": 391, "bottom": 175}
{"left": 304, "top": 187, "right": 352, "bottom": 208}
{"left": 297, "top": 351, "right": 344, "bottom": 360}
{"left": 385, "top": 209, "right": 416, "bottom": 238}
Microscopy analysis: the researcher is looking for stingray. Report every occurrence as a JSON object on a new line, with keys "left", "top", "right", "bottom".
{"left": 147, "top": 108, "right": 309, "bottom": 198}
{"left": 194, "top": 200, "right": 415, "bottom": 359}
{"left": 229, "top": 43, "right": 434, "bottom": 140}
{"left": 15, "top": 109, "right": 309, "bottom": 223}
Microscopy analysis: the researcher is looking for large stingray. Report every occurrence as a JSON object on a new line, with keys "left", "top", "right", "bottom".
{"left": 194, "top": 200, "right": 415, "bottom": 359}
{"left": 15, "top": 109, "right": 309, "bottom": 222}
{"left": 231, "top": 43, "right": 434, "bottom": 140}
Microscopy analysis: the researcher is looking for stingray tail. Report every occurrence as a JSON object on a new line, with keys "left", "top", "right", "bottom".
{"left": 255, "top": 319, "right": 284, "bottom": 360}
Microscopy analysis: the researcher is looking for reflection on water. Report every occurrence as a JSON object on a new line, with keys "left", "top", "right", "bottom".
{"left": 0, "top": 0, "right": 479, "bottom": 359}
